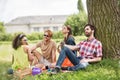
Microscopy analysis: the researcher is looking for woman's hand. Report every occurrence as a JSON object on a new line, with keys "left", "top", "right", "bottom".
{"left": 57, "top": 41, "right": 65, "bottom": 53}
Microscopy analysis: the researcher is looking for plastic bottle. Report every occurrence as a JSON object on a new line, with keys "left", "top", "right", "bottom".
{"left": 32, "top": 67, "right": 42, "bottom": 76}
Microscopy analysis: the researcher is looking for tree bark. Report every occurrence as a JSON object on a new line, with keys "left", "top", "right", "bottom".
{"left": 87, "top": 0, "right": 120, "bottom": 58}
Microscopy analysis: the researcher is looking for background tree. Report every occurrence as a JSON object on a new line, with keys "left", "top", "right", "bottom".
{"left": 0, "top": 22, "right": 13, "bottom": 41}
{"left": 65, "top": 13, "right": 86, "bottom": 36}
{"left": 65, "top": 0, "right": 87, "bottom": 36}
{"left": 0, "top": 22, "right": 5, "bottom": 33}
{"left": 87, "top": 0, "right": 120, "bottom": 58}
{"left": 77, "top": 0, "right": 84, "bottom": 12}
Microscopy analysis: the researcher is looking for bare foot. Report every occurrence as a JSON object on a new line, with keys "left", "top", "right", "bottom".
{"left": 35, "top": 64, "right": 45, "bottom": 69}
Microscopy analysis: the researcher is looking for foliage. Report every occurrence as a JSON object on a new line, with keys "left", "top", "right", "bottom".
{"left": 0, "top": 31, "right": 64, "bottom": 41}
{"left": 27, "top": 32, "right": 43, "bottom": 40}
{"left": 52, "top": 31, "right": 64, "bottom": 39}
{"left": 0, "top": 22, "right": 5, "bottom": 33}
{"left": 27, "top": 31, "right": 64, "bottom": 40}
{"left": 77, "top": 0, "right": 84, "bottom": 12}
{"left": 65, "top": 0, "right": 87, "bottom": 36}
{"left": 65, "top": 12, "right": 87, "bottom": 36}
{"left": 0, "top": 33, "right": 13, "bottom": 41}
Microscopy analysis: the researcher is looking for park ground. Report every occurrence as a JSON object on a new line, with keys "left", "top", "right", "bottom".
{"left": 0, "top": 36, "right": 120, "bottom": 80}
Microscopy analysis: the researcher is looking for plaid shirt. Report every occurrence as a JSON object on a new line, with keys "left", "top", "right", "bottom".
{"left": 77, "top": 38, "right": 102, "bottom": 59}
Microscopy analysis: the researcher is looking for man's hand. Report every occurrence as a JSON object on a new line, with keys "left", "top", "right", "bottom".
{"left": 80, "top": 57, "right": 102, "bottom": 63}
{"left": 80, "top": 58, "right": 88, "bottom": 63}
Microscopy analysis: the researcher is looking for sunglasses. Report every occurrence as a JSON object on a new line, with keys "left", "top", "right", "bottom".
{"left": 44, "top": 34, "right": 49, "bottom": 37}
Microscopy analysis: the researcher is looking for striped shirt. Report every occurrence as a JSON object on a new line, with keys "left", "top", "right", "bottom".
{"left": 77, "top": 38, "right": 102, "bottom": 59}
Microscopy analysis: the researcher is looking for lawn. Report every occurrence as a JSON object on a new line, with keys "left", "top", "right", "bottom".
{"left": 0, "top": 59, "right": 120, "bottom": 80}
{"left": 0, "top": 36, "right": 120, "bottom": 80}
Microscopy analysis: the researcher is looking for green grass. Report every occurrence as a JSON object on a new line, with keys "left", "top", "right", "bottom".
{"left": 0, "top": 44, "right": 13, "bottom": 62}
{"left": 0, "top": 36, "right": 120, "bottom": 80}
{"left": 0, "top": 59, "right": 120, "bottom": 80}
{"left": 30, "top": 59, "right": 120, "bottom": 80}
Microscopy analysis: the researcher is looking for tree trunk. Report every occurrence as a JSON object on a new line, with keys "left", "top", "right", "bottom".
{"left": 87, "top": 0, "right": 120, "bottom": 58}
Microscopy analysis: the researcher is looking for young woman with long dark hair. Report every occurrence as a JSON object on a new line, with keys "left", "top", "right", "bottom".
{"left": 58, "top": 25, "right": 76, "bottom": 68}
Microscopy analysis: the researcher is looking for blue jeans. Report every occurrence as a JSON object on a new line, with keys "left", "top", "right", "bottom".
{"left": 56, "top": 46, "right": 89, "bottom": 71}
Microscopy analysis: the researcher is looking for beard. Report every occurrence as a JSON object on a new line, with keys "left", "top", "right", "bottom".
{"left": 85, "top": 31, "right": 92, "bottom": 37}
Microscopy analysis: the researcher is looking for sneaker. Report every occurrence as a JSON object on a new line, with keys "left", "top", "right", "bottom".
{"left": 51, "top": 67, "right": 61, "bottom": 74}
{"left": 61, "top": 67, "right": 68, "bottom": 70}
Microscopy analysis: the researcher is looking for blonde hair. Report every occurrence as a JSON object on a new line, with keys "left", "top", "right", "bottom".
{"left": 44, "top": 30, "right": 53, "bottom": 37}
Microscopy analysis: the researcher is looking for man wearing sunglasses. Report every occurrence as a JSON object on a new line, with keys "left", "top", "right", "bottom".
{"left": 30, "top": 30, "right": 57, "bottom": 69}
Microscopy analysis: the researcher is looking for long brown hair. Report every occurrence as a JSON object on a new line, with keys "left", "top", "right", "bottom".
{"left": 64, "top": 25, "right": 73, "bottom": 43}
